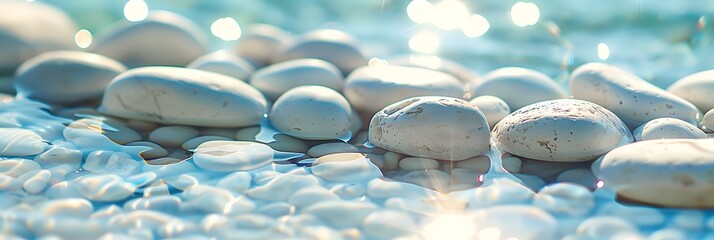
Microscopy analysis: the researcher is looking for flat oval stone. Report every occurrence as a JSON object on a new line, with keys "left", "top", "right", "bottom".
{"left": 469, "top": 67, "right": 566, "bottom": 111}
{"left": 311, "top": 153, "right": 382, "bottom": 183}
{"left": 344, "top": 65, "right": 465, "bottom": 115}
{"left": 275, "top": 29, "right": 366, "bottom": 74}
{"left": 65, "top": 118, "right": 142, "bottom": 145}
{"left": 187, "top": 50, "right": 254, "bottom": 81}
{"left": 493, "top": 99, "right": 633, "bottom": 162}
{"left": 399, "top": 157, "right": 439, "bottom": 171}
{"left": 235, "top": 127, "right": 308, "bottom": 153}
{"left": 149, "top": 126, "right": 200, "bottom": 148}
{"left": 593, "top": 138, "right": 714, "bottom": 208}
{"left": 0, "top": 128, "right": 47, "bottom": 156}
{"left": 250, "top": 58, "right": 343, "bottom": 100}
{"left": 192, "top": 141, "right": 273, "bottom": 172}
{"left": 91, "top": 11, "right": 207, "bottom": 67}
{"left": 14, "top": 51, "right": 126, "bottom": 104}
{"left": 307, "top": 142, "right": 359, "bottom": 157}
{"left": 99, "top": 66, "right": 268, "bottom": 127}
{"left": 570, "top": 62, "right": 701, "bottom": 128}
{"left": 470, "top": 95, "right": 511, "bottom": 129}
{"left": 270, "top": 85, "right": 352, "bottom": 140}
{"left": 533, "top": 183, "right": 595, "bottom": 216}
{"left": 74, "top": 174, "right": 136, "bottom": 201}
{"left": 0, "top": 159, "right": 41, "bottom": 178}
{"left": 369, "top": 97, "right": 489, "bottom": 161}
{"left": 632, "top": 117, "right": 707, "bottom": 141}
{"left": 234, "top": 24, "right": 292, "bottom": 67}
{"left": 0, "top": 0, "right": 76, "bottom": 73}
{"left": 667, "top": 69, "right": 714, "bottom": 112}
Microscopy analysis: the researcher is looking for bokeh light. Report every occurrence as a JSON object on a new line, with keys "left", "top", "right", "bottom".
{"left": 74, "top": 29, "right": 93, "bottom": 49}
{"left": 461, "top": 14, "right": 490, "bottom": 38}
{"left": 409, "top": 31, "right": 440, "bottom": 54}
{"left": 597, "top": 42, "right": 610, "bottom": 60}
{"left": 210, "top": 17, "right": 242, "bottom": 41}
{"left": 511, "top": 2, "right": 540, "bottom": 27}
{"left": 123, "top": 0, "right": 148, "bottom": 22}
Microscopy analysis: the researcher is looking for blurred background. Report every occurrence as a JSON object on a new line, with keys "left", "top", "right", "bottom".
{"left": 39, "top": 0, "right": 714, "bottom": 87}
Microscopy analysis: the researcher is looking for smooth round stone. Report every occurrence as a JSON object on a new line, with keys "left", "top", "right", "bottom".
{"left": 493, "top": 99, "right": 633, "bottom": 162}
{"left": 288, "top": 186, "right": 340, "bottom": 208}
{"left": 91, "top": 11, "right": 207, "bottom": 67}
{"left": 270, "top": 85, "right": 352, "bottom": 140}
{"left": 307, "top": 142, "right": 359, "bottom": 157}
{"left": 667, "top": 69, "right": 714, "bottom": 112}
{"left": 0, "top": 159, "right": 40, "bottom": 178}
{"left": 454, "top": 155, "right": 490, "bottom": 172}
{"left": 22, "top": 169, "right": 50, "bottom": 194}
{"left": 393, "top": 169, "right": 451, "bottom": 192}
{"left": 39, "top": 198, "right": 93, "bottom": 218}
{"left": 303, "top": 201, "right": 378, "bottom": 229}
{"left": 469, "top": 67, "right": 566, "bottom": 111}
{"left": 125, "top": 119, "right": 158, "bottom": 133}
{"left": 247, "top": 174, "right": 321, "bottom": 201}
{"left": 198, "top": 127, "right": 239, "bottom": 140}
{"left": 533, "top": 183, "right": 595, "bottom": 216}
{"left": 124, "top": 195, "right": 181, "bottom": 214}
{"left": 65, "top": 118, "right": 142, "bottom": 145}
{"left": 469, "top": 179, "right": 535, "bottom": 207}
{"left": 250, "top": 58, "right": 343, "bottom": 100}
{"left": 576, "top": 217, "right": 639, "bottom": 240}
{"left": 595, "top": 202, "right": 665, "bottom": 227}
{"left": 448, "top": 168, "right": 482, "bottom": 191}
{"left": 633, "top": 117, "right": 707, "bottom": 141}
{"left": 701, "top": 109, "right": 714, "bottom": 133}
{"left": 181, "top": 185, "right": 234, "bottom": 214}
{"left": 469, "top": 95, "right": 510, "bottom": 129}
{"left": 99, "top": 66, "right": 268, "bottom": 127}
{"left": 0, "top": 0, "right": 76, "bottom": 73}
{"left": 192, "top": 141, "right": 273, "bottom": 172}
{"left": 255, "top": 202, "right": 295, "bottom": 218}
{"left": 389, "top": 55, "right": 479, "bottom": 84}
{"left": 311, "top": 153, "right": 382, "bottom": 183}
{"left": 398, "top": 157, "right": 439, "bottom": 171}
{"left": 14, "top": 51, "right": 126, "bottom": 104}
{"left": 74, "top": 174, "right": 136, "bottom": 201}
{"left": 0, "top": 128, "right": 47, "bottom": 156}
{"left": 234, "top": 24, "right": 292, "bottom": 67}
{"left": 234, "top": 127, "right": 308, "bottom": 153}
{"left": 381, "top": 151, "right": 402, "bottom": 171}
{"left": 83, "top": 151, "right": 140, "bottom": 177}
{"left": 34, "top": 146, "right": 82, "bottom": 169}
{"left": 594, "top": 138, "right": 714, "bottom": 208}
{"left": 216, "top": 172, "right": 252, "bottom": 194}
{"left": 344, "top": 65, "right": 465, "bottom": 115}
{"left": 369, "top": 97, "right": 490, "bottom": 161}
{"left": 570, "top": 62, "right": 701, "bottom": 128}
{"left": 187, "top": 50, "right": 254, "bottom": 81}
{"left": 275, "top": 29, "right": 366, "bottom": 74}
{"left": 468, "top": 205, "right": 558, "bottom": 240}
{"left": 648, "top": 229, "right": 688, "bottom": 240}
{"left": 127, "top": 141, "right": 168, "bottom": 159}
{"left": 149, "top": 126, "right": 200, "bottom": 148}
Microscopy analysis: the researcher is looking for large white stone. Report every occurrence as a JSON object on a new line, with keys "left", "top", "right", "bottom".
{"left": 91, "top": 11, "right": 207, "bottom": 67}
{"left": 469, "top": 67, "right": 565, "bottom": 110}
{"left": 275, "top": 29, "right": 366, "bottom": 74}
{"left": 570, "top": 62, "right": 701, "bottom": 128}
{"left": 667, "top": 69, "right": 714, "bottom": 112}
{"left": 14, "top": 51, "right": 125, "bottom": 104}
{"left": 594, "top": 138, "right": 714, "bottom": 208}
{"left": 632, "top": 117, "right": 707, "bottom": 141}
{"left": 0, "top": 0, "right": 76, "bottom": 74}
{"left": 345, "top": 65, "right": 465, "bottom": 115}
{"left": 187, "top": 50, "right": 254, "bottom": 81}
{"left": 493, "top": 99, "right": 633, "bottom": 162}
{"left": 0, "top": 128, "right": 47, "bottom": 156}
{"left": 270, "top": 85, "right": 352, "bottom": 140}
{"left": 369, "top": 97, "right": 490, "bottom": 161}
{"left": 469, "top": 95, "right": 510, "bottom": 129}
{"left": 99, "top": 66, "right": 268, "bottom": 127}
{"left": 250, "top": 58, "right": 343, "bottom": 100}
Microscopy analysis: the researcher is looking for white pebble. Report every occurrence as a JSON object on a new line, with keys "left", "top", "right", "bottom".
{"left": 533, "top": 183, "right": 595, "bottom": 216}
{"left": 311, "top": 153, "right": 382, "bottom": 183}
{"left": 181, "top": 136, "right": 232, "bottom": 150}
{"left": 149, "top": 126, "right": 200, "bottom": 148}
{"left": 667, "top": 69, "right": 714, "bottom": 112}
{"left": 276, "top": 29, "right": 366, "bottom": 74}
{"left": 633, "top": 117, "right": 707, "bottom": 141}
{"left": 469, "top": 67, "right": 566, "bottom": 110}
{"left": 469, "top": 95, "right": 511, "bottom": 129}
{"left": 399, "top": 157, "right": 439, "bottom": 171}
{"left": 0, "top": 128, "right": 47, "bottom": 156}
{"left": 270, "top": 85, "right": 352, "bottom": 140}
{"left": 303, "top": 201, "right": 378, "bottom": 229}
{"left": 234, "top": 24, "right": 292, "bottom": 67}
{"left": 34, "top": 146, "right": 82, "bottom": 169}
{"left": 74, "top": 174, "right": 136, "bottom": 201}
{"left": 187, "top": 50, "right": 254, "bottom": 81}
{"left": 192, "top": 141, "right": 273, "bottom": 172}
{"left": 307, "top": 142, "right": 359, "bottom": 157}
{"left": 250, "top": 58, "right": 343, "bottom": 100}
{"left": 22, "top": 169, "right": 50, "bottom": 194}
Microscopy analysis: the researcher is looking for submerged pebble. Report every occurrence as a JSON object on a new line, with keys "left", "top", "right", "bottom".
{"left": 0, "top": 128, "right": 47, "bottom": 156}
{"left": 192, "top": 141, "right": 273, "bottom": 172}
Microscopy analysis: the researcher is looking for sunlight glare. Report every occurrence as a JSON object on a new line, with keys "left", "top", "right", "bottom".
{"left": 431, "top": 0, "right": 470, "bottom": 30}
{"left": 74, "top": 29, "right": 93, "bottom": 49}
{"left": 510, "top": 2, "right": 540, "bottom": 27}
{"left": 422, "top": 214, "right": 474, "bottom": 240}
{"left": 124, "top": 0, "right": 148, "bottom": 22}
{"left": 597, "top": 43, "right": 610, "bottom": 60}
{"left": 461, "top": 14, "right": 490, "bottom": 38}
{"left": 211, "top": 17, "right": 242, "bottom": 41}
{"left": 409, "top": 31, "right": 440, "bottom": 54}
{"left": 407, "top": 0, "right": 434, "bottom": 24}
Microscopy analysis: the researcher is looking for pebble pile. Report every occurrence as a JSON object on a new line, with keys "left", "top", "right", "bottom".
{"left": 1, "top": 1, "right": 714, "bottom": 240}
